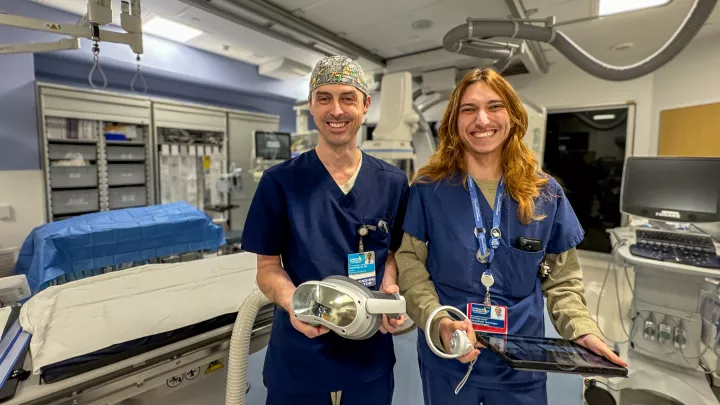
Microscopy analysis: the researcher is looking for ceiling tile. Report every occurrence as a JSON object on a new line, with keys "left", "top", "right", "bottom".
{"left": 524, "top": 0, "right": 593, "bottom": 22}
{"left": 293, "top": 0, "right": 446, "bottom": 33}
{"left": 336, "top": 0, "right": 511, "bottom": 58}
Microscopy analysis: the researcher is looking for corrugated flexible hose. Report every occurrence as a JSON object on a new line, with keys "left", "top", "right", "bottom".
{"left": 442, "top": 0, "right": 717, "bottom": 81}
{"left": 225, "top": 289, "right": 271, "bottom": 405}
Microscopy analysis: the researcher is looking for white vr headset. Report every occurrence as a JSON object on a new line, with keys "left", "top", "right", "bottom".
{"left": 292, "top": 275, "right": 406, "bottom": 340}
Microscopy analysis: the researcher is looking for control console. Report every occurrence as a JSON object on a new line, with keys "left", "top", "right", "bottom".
{"left": 629, "top": 229, "right": 720, "bottom": 269}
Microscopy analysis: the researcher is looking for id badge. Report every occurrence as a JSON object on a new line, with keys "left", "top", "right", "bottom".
{"left": 467, "top": 303, "right": 508, "bottom": 334}
{"left": 348, "top": 251, "right": 376, "bottom": 287}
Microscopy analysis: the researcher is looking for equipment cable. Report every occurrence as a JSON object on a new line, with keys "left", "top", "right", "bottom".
{"left": 595, "top": 230, "right": 634, "bottom": 344}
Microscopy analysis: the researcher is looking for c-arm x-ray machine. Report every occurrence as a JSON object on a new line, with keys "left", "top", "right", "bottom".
{"left": 0, "top": 0, "right": 145, "bottom": 90}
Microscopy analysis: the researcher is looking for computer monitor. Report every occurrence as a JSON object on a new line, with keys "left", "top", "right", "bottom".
{"left": 254, "top": 131, "right": 291, "bottom": 161}
{"left": 620, "top": 157, "right": 720, "bottom": 223}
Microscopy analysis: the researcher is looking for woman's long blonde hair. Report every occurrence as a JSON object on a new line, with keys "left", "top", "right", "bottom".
{"left": 415, "top": 68, "right": 548, "bottom": 224}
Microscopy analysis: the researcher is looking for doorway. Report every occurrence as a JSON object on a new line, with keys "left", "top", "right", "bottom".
{"left": 542, "top": 106, "right": 634, "bottom": 253}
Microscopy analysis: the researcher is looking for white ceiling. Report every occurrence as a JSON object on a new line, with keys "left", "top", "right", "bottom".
{"left": 268, "top": 0, "right": 511, "bottom": 58}
{"left": 270, "top": 0, "right": 720, "bottom": 69}
{"left": 27, "top": 0, "right": 720, "bottom": 79}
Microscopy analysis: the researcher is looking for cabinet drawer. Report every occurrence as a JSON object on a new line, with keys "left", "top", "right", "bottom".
{"left": 108, "top": 164, "right": 145, "bottom": 186}
{"left": 107, "top": 145, "right": 145, "bottom": 161}
{"left": 109, "top": 187, "right": 147, "bottom": 209}
{"left": 48, "top": 144, "right": 97, "bottom": 161}
{"left": 52, "top": 189, "right": 99, "bottom": 215}
{"left": 50, "top": 165, "right": 98, "bottom": 188}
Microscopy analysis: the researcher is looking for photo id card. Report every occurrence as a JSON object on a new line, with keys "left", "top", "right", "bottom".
{"left": 467, "top": 303, "right": 508, "bottom": 334}
{"left": 348, "top": 251, "right": 376, "bottom": 287}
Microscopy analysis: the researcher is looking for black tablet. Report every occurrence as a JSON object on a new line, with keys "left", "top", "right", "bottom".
{"left": 475, "top": 333, "right": 628, "bottom": 378}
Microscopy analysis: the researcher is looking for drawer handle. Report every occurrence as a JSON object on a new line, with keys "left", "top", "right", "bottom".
{"left": 121, "top": 195, "right": 136, "bottom": 203}
{"left": 69, "top": 173, "right": 81, "bottom": 179}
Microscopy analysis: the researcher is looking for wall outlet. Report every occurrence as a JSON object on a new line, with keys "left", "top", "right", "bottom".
{"left": 659, "top": 323, "right": 672, "bottom": 344}
{"left": 0, "top": 205, "right": 11, "bottom": 220}
{"left": 644, "top": 320, "right": 657, "bottom": 341}
{"left": 674, "top": 327, "right": 687, "bottom": 349}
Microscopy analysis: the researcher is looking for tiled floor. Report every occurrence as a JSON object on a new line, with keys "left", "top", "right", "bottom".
{"left": 123, "top": 250, "right": 634, "bottom": 405}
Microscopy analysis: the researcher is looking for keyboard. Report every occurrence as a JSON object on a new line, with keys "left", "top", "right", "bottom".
{"left": 629, "top": 229, "right": 720, "bottom": 269}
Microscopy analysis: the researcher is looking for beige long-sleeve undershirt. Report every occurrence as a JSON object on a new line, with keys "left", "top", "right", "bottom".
{"left": 396, "top": 178, "right": 603, "bottom": 351}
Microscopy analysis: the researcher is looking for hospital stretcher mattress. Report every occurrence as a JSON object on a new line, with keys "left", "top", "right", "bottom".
{"left": 37, "top": 304, "right": 273, "bottom": 384}
{"left": 19, "top": 252, "right": 261, "bottom": 375}
{"left": 39, "top": 311, "right": 246, "bottom": 384}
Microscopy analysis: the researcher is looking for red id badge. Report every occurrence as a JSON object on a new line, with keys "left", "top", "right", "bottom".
{"left": 467, "top": 303, "right": 508, "bottom": 334}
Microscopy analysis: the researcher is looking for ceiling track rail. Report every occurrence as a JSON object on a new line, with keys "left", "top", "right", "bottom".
{"left": 219, "top": 0, "right": 385, "bottom": 66}
{"left": 178, "top": 0, "right": 345, "bottom": 59}
{"left": 504, "top": 0, "right": 550, "bottom": 73}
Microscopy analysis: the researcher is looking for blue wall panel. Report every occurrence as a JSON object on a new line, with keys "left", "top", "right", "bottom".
{"left": 34, "top": 55, "right": 297, "bottom": 133}
{"left": 0, "top": 53, "right": 40, "bottom": 171}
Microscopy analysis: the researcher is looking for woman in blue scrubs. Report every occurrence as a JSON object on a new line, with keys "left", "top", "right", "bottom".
{"left": 241, "top": 55, "right": 409, "bottom": 405}
{"left": 396, "top": 68, "right": 627, "bottom": 405}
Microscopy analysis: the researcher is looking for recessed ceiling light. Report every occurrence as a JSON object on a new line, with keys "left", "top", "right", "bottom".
{"left": 143, "top": 16, "right": 203, "bottom": 43}
{"left": 598, "top": 0, "right": 671, "bottom": 16}
{"left": 593, "top": 114, "right": 616, "bottom": 120}
{"left": 411, "top": 19, "right": 434, "bottom": 30}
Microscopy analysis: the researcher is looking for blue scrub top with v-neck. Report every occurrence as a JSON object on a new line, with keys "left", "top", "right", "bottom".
{"left": 402, "top": 172, "right": 584, "bottom": 391}
{"left": 241, "top": 149, "right": 410, "bottom": 395}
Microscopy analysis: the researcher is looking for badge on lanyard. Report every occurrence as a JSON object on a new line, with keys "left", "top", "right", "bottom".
{"left": 348, "top": 226, "right": 376, "bottom": 287}
{"left": 466, "top": 303, "right": 508, "bottom": 334}
{"left": 467, "top": 174, "right": 508, "bottom": 333}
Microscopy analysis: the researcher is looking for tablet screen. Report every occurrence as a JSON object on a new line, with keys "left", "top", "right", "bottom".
{"left": 478, "top": 333, "right": 627, "bottom": 375}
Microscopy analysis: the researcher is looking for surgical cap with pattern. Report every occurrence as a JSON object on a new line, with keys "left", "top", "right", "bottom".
{"left": 309, "top": 55, "right": 369, "bottom": 97}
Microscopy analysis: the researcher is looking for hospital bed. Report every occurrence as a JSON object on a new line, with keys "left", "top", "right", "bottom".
{"left": 0, "top": 203, "right": 271, "bottom": 405}
{"left": 1, "top": 252, "right": 271, "bottom": 405}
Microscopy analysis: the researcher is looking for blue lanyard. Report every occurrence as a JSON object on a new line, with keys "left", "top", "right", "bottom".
{"left": 467, "top": 174, "right": 505, "bottom": 265}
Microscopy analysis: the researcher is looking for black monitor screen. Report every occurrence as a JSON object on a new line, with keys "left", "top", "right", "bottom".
{"left": 621, "top": 157, "right": 720, "bottom": 222}
{"left": 255, "top": 131, "right": 291, "bottom": 160}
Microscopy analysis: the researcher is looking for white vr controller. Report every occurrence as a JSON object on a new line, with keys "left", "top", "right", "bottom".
{"left": 425, "top": 305, "right": 475, "bottom": 358}
{"left": 426, "top": 305, "right": 482, "bottom": 395}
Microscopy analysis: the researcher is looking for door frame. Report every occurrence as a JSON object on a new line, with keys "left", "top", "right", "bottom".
{"left": 545, "top": 102, "right": 637, "bottom": 231}
{"left": 547, "top": 102, "right": 637, "bottom": 160}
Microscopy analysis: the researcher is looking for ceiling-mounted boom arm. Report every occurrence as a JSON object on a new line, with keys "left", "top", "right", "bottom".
{"left": 0, "top": 0, "right": 143, "bottom": 56}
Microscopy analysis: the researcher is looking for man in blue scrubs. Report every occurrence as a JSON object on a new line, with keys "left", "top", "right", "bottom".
{"left": 241, "top": 55, "right": 410, "bottom": 405}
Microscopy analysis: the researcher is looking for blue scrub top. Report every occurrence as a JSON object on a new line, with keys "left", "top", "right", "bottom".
{"left": 241, "top": 149, "right": 410, "bottom": 394}
{"left": 402, "top": 172, "right": 584, "bottom": 390}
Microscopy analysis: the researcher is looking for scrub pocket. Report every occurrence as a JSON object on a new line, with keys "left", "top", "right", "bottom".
{"left": 503, "top": 246, "right": 546, "bottom": 298}
{"left": 362, "top": 217, "right": 392, "bottom": 251}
